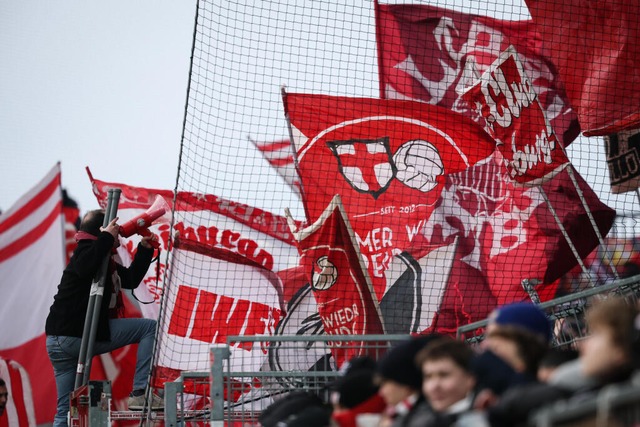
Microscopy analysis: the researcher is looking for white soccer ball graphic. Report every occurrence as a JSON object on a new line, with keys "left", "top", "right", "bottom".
{"left": 311, "top": 255, "right": 338, "bottom": 291}
{"left": 393, "top": 139, "right": 444, "bottom": 192}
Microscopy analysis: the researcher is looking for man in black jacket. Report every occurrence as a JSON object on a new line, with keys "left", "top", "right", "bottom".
{"left": 45, "top": 209, "right": 159, "bottom": 426}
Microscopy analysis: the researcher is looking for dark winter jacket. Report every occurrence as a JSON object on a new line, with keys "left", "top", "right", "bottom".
{"left": 45, "top": 231, "right": 153, "bottom": 341}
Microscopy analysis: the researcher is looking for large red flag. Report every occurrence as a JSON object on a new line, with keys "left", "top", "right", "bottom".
{"left": 380, "top": 236, "right": 496, "bottom": 336}
{"left": 374, "top": 2, "right": 580, "bottom": 146}
{"left": 460, "top": 46, "right": 569, "bottom": 184}
{"left": 0, "top": 164, "right": 64, "bottom": 425}
{"left": 283, "top": 92, "right": 495, "bottom": 298}
{"left": 89, "top": 169, "right": 300, "bottom": 318}
{"left": 422, "top": 154, "right": 615, "bottom": 305}
{"left": 290, "top": 195, "right": 385, "bottom": 368}
{"left": 525, "top": 0, "right": 640, "bottom": 136}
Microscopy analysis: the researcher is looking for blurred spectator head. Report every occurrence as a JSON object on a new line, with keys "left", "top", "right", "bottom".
{"left": 375, "top": 334, "right": 441, "bottom": 406}
{"left": 277, "top": 405, "right": 332, "bottom": 427}
{"left": 581, "top": 297, "right": 639, "bottom": 379}
{"left": 537, "top": 348, "right": 579, "bottom": 383}
{"left": 259, "top": 391, "right": 326, "bottom": 427}
{"left": 330, "top": 356, "right": 379, "bottom": 410}
{"left": 415, "top": 337, "right": 475, "bottom": 413}
{"left": 484, "top": 302, "right": 551, "bottom": 375}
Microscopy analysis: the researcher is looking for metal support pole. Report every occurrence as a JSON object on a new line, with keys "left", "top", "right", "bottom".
{"left": 540, "top": 187, "right": 594, "bottom": 286}
{"left": 74, "top": 188, "right": 121, "bottom": 389}
{"left": 210, "top": 345, "right": 230, "bottom": 426}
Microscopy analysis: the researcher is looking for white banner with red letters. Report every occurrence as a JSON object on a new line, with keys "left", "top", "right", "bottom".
{"left": 88, "top": 169, "right": 300, "bottom": 319}
{"left": 154, "top": 238, "right": 283, "bottom": 384}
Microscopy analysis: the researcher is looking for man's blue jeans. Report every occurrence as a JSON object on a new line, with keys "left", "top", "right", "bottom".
{"left": 46, "top": 318, "right": 156, "bottom": 427}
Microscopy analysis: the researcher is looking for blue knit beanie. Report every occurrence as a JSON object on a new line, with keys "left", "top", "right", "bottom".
{"left": 490, "top": 302, "right": 552, "bottom": 344}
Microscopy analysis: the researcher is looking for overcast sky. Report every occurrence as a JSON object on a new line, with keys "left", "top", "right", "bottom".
{"left": 0, "top": 1, "right": 196, "bottom": 213}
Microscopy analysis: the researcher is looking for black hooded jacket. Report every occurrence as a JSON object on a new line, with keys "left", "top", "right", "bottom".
{"left": 45, "top": 231, "right": 153, "bottom": 341}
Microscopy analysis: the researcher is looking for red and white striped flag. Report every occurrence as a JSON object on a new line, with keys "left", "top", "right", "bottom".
{"left": 250, "top": 137, "right": 303, "bottom": 198}
{"left": 0, "top": 164, "right": 64, "bottom": 424}
{"left": 0, "top": 358, "right": 36, "bottom": 427}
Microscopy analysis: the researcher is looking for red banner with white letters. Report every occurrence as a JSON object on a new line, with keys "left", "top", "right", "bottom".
{"left": 460, "top": 46, "right": 569, "bottom": 185}
{"left": 283, "top": 92, "right": 495, "bottom": 298}
{"left": 290, "top": 195, "right": 384, "bottom": 368}
{"left": 375, "top": 2, "right": 580, "bottom": 146}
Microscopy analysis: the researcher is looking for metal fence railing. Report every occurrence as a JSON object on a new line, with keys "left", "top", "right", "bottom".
{"left": 457, "top": 275, "right": 640, "bottom": 348}
{"left": 163, "top": 334, "right": 409, "bottom": 426}
{"left": 529, "top": 375, "right": 640, "bottom": 427}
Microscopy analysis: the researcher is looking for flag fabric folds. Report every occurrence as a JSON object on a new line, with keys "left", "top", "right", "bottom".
{"left": 154, "top": 237, "right": 284, "bottom": 386}
{"left": 422, "top": 154, "right": 615, "bottom": 305}
{"left": 289, "top": 195, "right": 385, "bottom": 368}
{"left": 380, "top": 236, "right": 496, "bottom": 336}
{"left": 251, "top": 137, "right": 303, "bottom": 198}
{"left": 525, "top": 0, "right": 640, "bottom": 136}
{"left": 88, "top": 169, "right": 300, "bottom": 318}
{"left": 0, "top": 358, "right": 36, "bottom": 427}
{"left": 374, "top": 2, "right": 580, "bottom": 146}
{"left": 460, "top": 46, "right": 569, "bottom": 185}
{"left": 0, "top": 164, "right": 64, "bottom": 424}
{"left": 283, "top": 92, "right": 495, "bottom": 298}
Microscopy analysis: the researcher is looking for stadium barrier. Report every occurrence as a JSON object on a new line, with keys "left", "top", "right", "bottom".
{"left": 163, "top": 334, "right": 409, "bottom": 425}
{"left": 530, "top": 375, "right": 640, "bottom": 427}
{"left": 457, "top": 275, "right": 640, "bottom": 348}
{"left": 162, "top": 276, "right": 640, "bottom": 425}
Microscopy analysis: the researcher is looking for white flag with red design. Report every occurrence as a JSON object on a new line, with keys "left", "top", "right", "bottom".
{"left": 374, "top": 2, "right": 580, "bottom": 147}
{"left": 154, "top": 237, "right": 283, "bottom": 386}
{"left": 289, "top": 195, "right": 385, "bottom": 368}
{"left": 283, "top": 92, "right": 495, "bottom": 299}
{"left": 0, "top": 358, "right": 36, "bottom": 427}
{"left": 0, "top": 164, "right": 64, "bottom": 425}
{"left": 460, "top": 46, "right": 569, "bottom": 185}
{"left": 88, "top": 169, "right": 300, "bottom": 319}
{"left": 251, "top": 137, "right": 303, "bottom": 198}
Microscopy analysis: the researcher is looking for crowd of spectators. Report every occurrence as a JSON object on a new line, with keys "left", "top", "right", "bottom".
{"left": 257, "top": 296, "right": 640, "bottom": 427}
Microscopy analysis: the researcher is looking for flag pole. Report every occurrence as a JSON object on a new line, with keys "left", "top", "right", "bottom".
{"left": 540, "top": 187, "right": 595, "bottom": 287}
{"left": 563, "top": 161, "right": 618, "bottom": 279}
{"left": 74, "top": 188, "right": 121, "bottom": 389}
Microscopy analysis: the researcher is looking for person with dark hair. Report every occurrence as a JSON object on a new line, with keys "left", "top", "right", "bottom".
{"left": 0, "top": 378, "right": 7, "bottom": 417}
{"left": 258, "top": 391, "right": 328, "bottom": 427}
{"left": 330, "top": 356, "right": 386, "bottom": 427}
{"left": 375, "top": 334, "right": 441, "bottom": 427}
{"left": 414, "top": 338, "right": 477, "bottom": 426}
{"left": 45, "top": 210, "right": 160, "bottom": 426}
{"left": 537, "top": 348, "right": 579, "bottom": 383}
